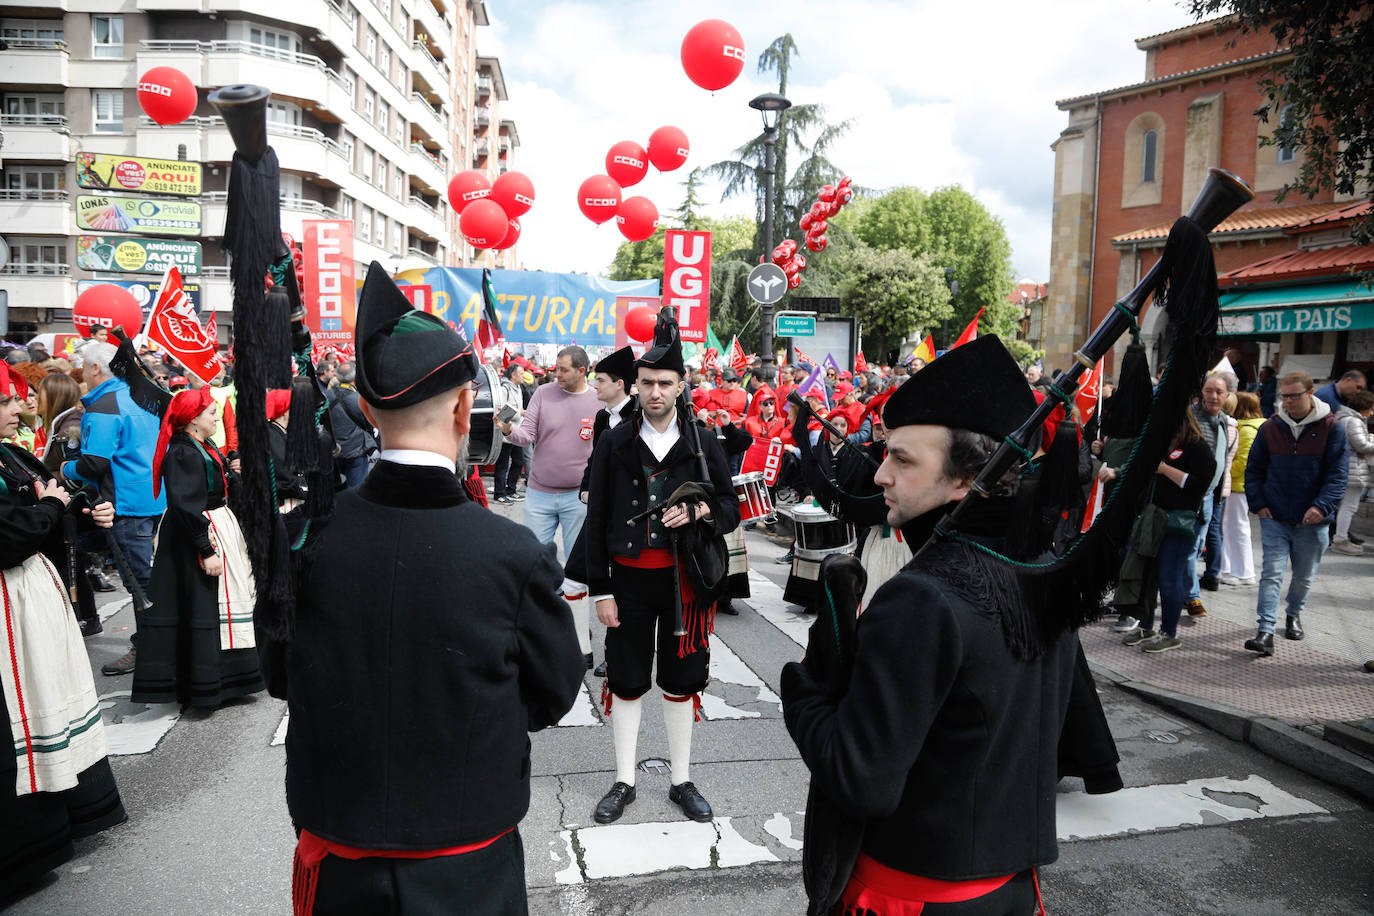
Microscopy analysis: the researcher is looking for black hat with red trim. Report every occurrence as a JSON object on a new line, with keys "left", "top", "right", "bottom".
{"left": 354, "top": 261, "right": 478, "bottom": 408}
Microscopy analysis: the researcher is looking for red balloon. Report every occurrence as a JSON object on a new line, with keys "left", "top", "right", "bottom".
{"left": 680, "top": 19, "right": 745, "bottom": 91}
{"left": 787, "top": 273, "right": 802, "bottom": 290}
{"left": 492, "top": 217, "right": 521, "bottom": 251}
{"left": 137, "top": 67, "right": 197, "bottom": 126}
{"left": 647, "top": 126, "right": 691, "bottom": 171}
{"left": 817, "top": 185, "right": 836, "bottom": 202}
{"left": 811, "top": 235, "right": 829, "bottom": 251}
{"left": 489, "top": 171, "right": 534, "bottom": 217}
{"left": 460, "top": 199, "right": 510, "bottom": 249}
{"left": 605, "top": 141, "right": 649, "bottom": 188}
{"left": 615, "top": 196, "right": 658, "bottom": 242}
{"left": 448, "top": 170, "right": 492, "bottom": 213}
{"left": 793, "top": 254, "right": 807, "bottom": 272}
{"left": 578, "top": 174, "right": 622, "bottom": 225}
{"left": 624, "top": 306, "right": 658, "bottom": 343}
{"left": 837, "top": 175, "right": 853, "bottom": 189}
{"left": 73, "top": 284, "right": 143, "bottom": 338}
{"left": 809, "top": 219, "right": 827, "bottom": 236}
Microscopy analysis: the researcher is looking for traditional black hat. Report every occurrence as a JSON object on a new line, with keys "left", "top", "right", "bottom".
{"left": 354, "top": 261, "right": 478, "bottom": 408}
{"left": 634, "top": 308, "right": 686, "bottom": 376}
{"left": 882, "top": 335, "right": 1034, "bottom": 439}
{"left": 595, "top": 345, "right": 636, "bottom": 393}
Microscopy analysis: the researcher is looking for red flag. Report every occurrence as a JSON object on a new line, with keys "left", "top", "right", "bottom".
{"left": 702, "top": 347, "right": 719, "bottom": 373}
{"left": 1076, "top": 358, "right": 1104, "bottom": 422}
{"left": 205, "top": 311, "right": 218, "bottom": 349}
{"left": 792, "top": 344, "right": 815, "bottom": 369}
{"left": 854, "top": 350, "right": 869, "bottom": 374}
{"left": 729, "top": 336, "right": 748, "bottom": 374}
{"left": 951, "top": 307, "right": 985, "bottom": 349}
{"left": 1081, "top": 478, "right": 1105, "bottom": 533}
{"left": 145, "top": 266, "right": 222, "bottom": 385}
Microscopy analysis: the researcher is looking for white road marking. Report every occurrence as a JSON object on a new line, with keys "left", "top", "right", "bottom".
{"left": 763, "top": 812, "right": 804, "bottom": 851}
{"left": 564, "top": 816, "right": 775, "bottom": 883}
{"left": 715, "top": 817, "right": 780, "bottom": 867}
{"left": 553, "top": 831, "right": 583, "bottom": 885}
{"left": 557, "top": 683, "right": 603, "bottom": 728}
{"left": 746, "top": 570, "right": 808, "bottom": 648}
{"left": 271, "top": 712, "right": 289, "bottom": 746}
{"left": 1056, "top": 775, "right": 1326, "bottom": 840}
{"left": 700, "top": 636, "right": 780, "bottom": 720}
{"left": 97, "top": 690, "right": 180, "bottom": 756}
{"left": 98, "top": 597, "right": 132, "bottom": 624}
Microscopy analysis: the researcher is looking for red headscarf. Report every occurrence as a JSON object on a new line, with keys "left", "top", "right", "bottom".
{"left": 265, "top": 388, "right": 292, "bottom": 421}
{"left": 0, "top": 361, "right": 28, "bottom": 400}
{"left": 152, "top": 387, "right": 216, "bottom": 498}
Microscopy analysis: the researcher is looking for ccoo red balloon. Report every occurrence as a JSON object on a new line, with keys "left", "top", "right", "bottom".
{"left": 605, "top": 141, "right": 649, "bottom": 188}
{"left": 680, "top": 19, "right": 745, "bottom": 91}
{"left": 578, "top": 175, "right": 623, "bottom": 225}
{"left": 624, "top": 306, "right": 658, "bottom": 343}
{"left": 137, "top": 67, "right": 198, "bottom": 126}
{"left": 615, "top": 196, "right": 658, "bottom": 242}
{"left": 447, "top": 170, "right": 491, "bottom": 213}
{"left": 647, "top": 126, "right": 690, "bottom": 172}
{"left": 489, "top": 171, "right": 535, "bottom": 217}
{"left": 73, "top": 284, "right": 144, "bottom": 338}
{"left": 492, "top": 217, "right": 521, "bottom": 251}
{"left": 459, "top": 198, "right": 510, "bottom": 249}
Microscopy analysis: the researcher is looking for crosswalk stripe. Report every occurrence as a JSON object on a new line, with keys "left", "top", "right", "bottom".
{"left": 746, "top": 570, "right": 808, "bottom": 648}
{"left": 98, "top": 691, "right": 179, "bottom": 756}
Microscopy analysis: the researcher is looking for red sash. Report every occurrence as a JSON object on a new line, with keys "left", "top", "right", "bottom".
{"left": 837, "top": 853, "right": 1017, "bottom": 915}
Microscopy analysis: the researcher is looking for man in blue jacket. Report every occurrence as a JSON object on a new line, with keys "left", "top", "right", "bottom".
{"left": 1314, "top": 369, "right": 1366, "bottom": 413}
{"left": 62, "top": 342, "right": 166, "bottom": 675}
{"left": 1243, "top": 370, "right": 1348, "bottom": 656}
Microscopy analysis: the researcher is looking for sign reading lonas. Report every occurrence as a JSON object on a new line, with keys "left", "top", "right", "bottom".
{"left": 76, "top": 195, "right": 202, "bottom": 237}
{"left": 76, "top": 236, "right": 202, "bottom": 275}
{"left": 76, "top": 152, "right": 202, "bottom": 196}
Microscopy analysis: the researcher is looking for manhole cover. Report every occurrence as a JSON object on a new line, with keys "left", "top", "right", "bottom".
{"left": 637, "top": 757, "right": 670, "bottom": 773}
{"left": 1145, "top": 729, "right": 1179, "bottom": 744}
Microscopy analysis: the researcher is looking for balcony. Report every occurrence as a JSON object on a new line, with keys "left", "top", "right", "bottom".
{"left": 474, "top": 110, "right": 491, "bottom": 128}
{"left": 137, "top": 40, "right": 352, "bottom": 119}
{"left": 498, "top": 137, "right": 510, "bottom": 153}
{"left": 0, "top": 38, "right": 69, "bottom": 87}
{"left": 0, "top": 264, "right": 74, "bottom": 312}
{"left": 409, "top": 92, "right": 447, "bottom": 144}
{"left": 410, "top": 41, "right": 448, "bottom": 96}
{"left": 0, "top": 115, "right": 72, "bottom": 160}
{"left": 476, "top": 74, "right": 492, "bottom": 96}
{"left": 412, "top": 1, "right": 453, "bottom": 61}
{"left": 408, "top": 142, "right": 446, "bottom": 194}
{"left": 407, "top": 194, "right": 445, "bottom": 242}
{"left": 136, "top": 116, "right": 350, "bottom": 186}
{"left": 0, "top": 190, "right": 71, "bottom": 235}
{"left": 405, "top": 245, "right": 439, "bottom": 265}
{"left": 202, "top": 192, "right": 342, "bottom": 242}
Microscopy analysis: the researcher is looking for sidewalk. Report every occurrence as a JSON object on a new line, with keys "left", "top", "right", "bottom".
{"left": 1082, "top": 506, "right": 1374, "bottom": 802}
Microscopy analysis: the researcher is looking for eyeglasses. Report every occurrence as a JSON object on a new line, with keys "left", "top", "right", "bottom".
{"left": 1278, "top": 391, "right": 1309, "bottom": 401}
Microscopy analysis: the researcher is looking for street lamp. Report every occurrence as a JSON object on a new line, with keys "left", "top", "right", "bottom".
{"left": 943, "top": 267, "right": 959, "bottom": 350}
{"left": 750, "top": 91, "right": 791, "bottom": 369}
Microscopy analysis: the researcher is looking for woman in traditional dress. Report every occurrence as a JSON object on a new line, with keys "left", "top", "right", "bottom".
{"left": 131, "top": 388, "right": 263, "bottom": 709}
{"left": 0, "top": 364, "right": 126, "bottom": 901}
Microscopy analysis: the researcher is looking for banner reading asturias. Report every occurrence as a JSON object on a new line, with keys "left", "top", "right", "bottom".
{"left": 392, "top": 268, "right": 659, "bottom": 347}
{"left": 76, "top": 152, "right": 202, "bottom": 196}
{"left": 76, "top": 195, "right": 202, "bottom": 236}
{"left": 76, "top": 236, "right": 202, "bottom": 275}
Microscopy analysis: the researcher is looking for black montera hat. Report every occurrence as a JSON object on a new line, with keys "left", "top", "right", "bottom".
{"left": 595, "top": 345, "right": 636, "bottom": 393}
{"left": 882, "top": 335, "right": 1034, "bottom": 440}
{"left": 634, "top": 308, "right": 686, "bottom": 376}
{"left": 354, "top": 261, "right": 478, "bottom": 408}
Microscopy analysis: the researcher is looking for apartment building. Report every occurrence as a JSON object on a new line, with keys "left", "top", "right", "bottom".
{"left": 0, "top": 0, "right": 517, "bottom": 340}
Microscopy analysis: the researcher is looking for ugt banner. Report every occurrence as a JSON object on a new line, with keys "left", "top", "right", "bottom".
{"left": 663, "top": 230, "right": 711, "bottom": 344}
{"left": 392, "top": 268, "right": 659, "bottom": 347}
{"left": 303, "top": 220, "right": 356, "bottom": 351}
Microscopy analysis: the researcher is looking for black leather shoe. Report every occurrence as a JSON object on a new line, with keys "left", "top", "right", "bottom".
{"left": 1244, "top": 632, "right": 1274, "bottom": 656}
{"left": 594, "top": 782, "right": 636, "bottom": 824}
{"left": 593, "top": 661, "right": 606, "bottom": 678}
{"left": 1200, "top": 575, "right": 1219, "bottom": 592}
{"left": 669, "top": 781, "right": 713, "bottom": 822}
{"left": 584, "top": 652, "right": 594, "bottom": 671}
{"left": 1285, "top": 616, "right": 1304, "bottom": 640}
{"left": 718, "top": 601, "right": 739, "bottom": 616}
{"left": 79, "top": 616, "right": 104, "bottom": 638}
{"left": 88, "top": 571, "right": 116, "bottom": 593}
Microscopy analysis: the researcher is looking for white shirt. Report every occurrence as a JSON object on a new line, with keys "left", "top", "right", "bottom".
{"left": 378, "top": 448, "right": 457, "bottom": 472}
{"left": 604, "top": 395, "right": 630, "bottom": 429}
{"left": 639, "top": 411, "right": 681, "bottom": 462}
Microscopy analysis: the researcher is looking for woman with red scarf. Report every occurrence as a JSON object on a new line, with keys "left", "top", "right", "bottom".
{"left": 131, "top": 388, "right": 263, "bottom": 709}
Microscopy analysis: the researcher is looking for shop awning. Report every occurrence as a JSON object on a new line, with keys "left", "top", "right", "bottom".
{"left": 1217, "top": 278, "right": 1374, "bottom": 336}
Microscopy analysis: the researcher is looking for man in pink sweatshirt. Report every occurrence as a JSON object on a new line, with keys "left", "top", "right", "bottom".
{"left": 500, "top": 345, "right": 600, "bottom": 666}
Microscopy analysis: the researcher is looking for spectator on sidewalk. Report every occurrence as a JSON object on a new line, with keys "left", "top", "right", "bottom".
{"left": 328, "top": 361, "right": 377, "bottom": 489}
{"left": 1243, "top": 371, "right": 1348, "bottom": 657}
{"left": 1220, "top": 392, "right": 1264, "bottom": 585}
{"left": 1257, "top": 366, "right": 1277, "bottom": 417}
{"left": 60, "top": 342, "right": 166, "bottom": 676}
{"left": 1331, "top": 389, "right": 1374, "bottom": 555}
{"left": 492, "top": 363, "right": 530, "bottom": 504}
{"left": 1187, "top": 373, "right": 1237, "bottom": 607}
{"left": 1315, "top": 369, "right": 1367, "bottom": 414}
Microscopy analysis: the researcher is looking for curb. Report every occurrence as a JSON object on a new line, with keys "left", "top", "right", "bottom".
{"left": 1087, "top": 659, "right": 1374, "bottom": 805}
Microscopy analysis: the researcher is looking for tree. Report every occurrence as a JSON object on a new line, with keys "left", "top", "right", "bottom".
{"left": 834, "top": 243, "right": 953, "bottom": 361}
{"left": 1188, "top": 2, "right": 1374, "bottom": 241}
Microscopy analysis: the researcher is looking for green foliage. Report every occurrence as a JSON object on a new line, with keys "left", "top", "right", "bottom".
{"left": 1188, "top": 1, "right": 1374, "bottom": 242}
{"left": 833, "top": 243, "right": 953, "bottom": 359}
{"left": 1005, "top": 339, "right": 1045, "bottom": 369}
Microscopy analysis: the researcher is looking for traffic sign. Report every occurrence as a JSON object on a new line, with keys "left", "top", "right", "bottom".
{"left": 747, "top": 263, "right": 787, "bottom": 305}
{"left": 775, "top": 311, "right": 816, "bottom": 336}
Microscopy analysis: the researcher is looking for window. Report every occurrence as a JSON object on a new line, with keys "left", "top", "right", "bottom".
{"left": 365, "top": 27, "right": 377, "bottom": 64}
{"left": 393, "top": 170, "right": 404, "bottom": 199}
{"left": 9, "top": 239, "right": 64, "bottom": 273}
{"left": 3, "top": 167, "right": 64, "bottom": 197}
{"left": 358, "top": 205, "right": 372, "bottom": 242}
{"left": 392, "top": 223, "right": 403, "bottom": 255}
{"left": 0, "top": 20, "right": 65, "bottom": 45}
{"left": 376, "top": 101, "right": 387, "bottom": 132}
{"left": 363, "top": 88, "right": 374, "bottom": 119}
{"left": 374, "top": 214, "right": 386, "bottom": 246}
{"left": 249, "top": 26, "right": 299, "bottom": 58}
{"left": 378, "top": 44, "right": 390, "bottom": 80}
{"left": 1141, "top": 129, "right": 1157, "bottom": 183}
{"left": 1277, "top": 104, "right": 1296, "bottom": 163}
{"left": 280, "top": 173, "right": 304, "bottom": 201}
{"left": 4, "top": 94, "right": 65, "bottom": 123}
{"left": 92, "top": 89, "right": 123, "bottom": 132}
{"left": 340, "top": 195, "right": 353, "bottom": 220}
{"left": 361, "top": 146, "right": 374, "bottom": 179}
{"left": 341, "top": 131, "right": 354, "bottom": 165}
{"left": 375, "top": 156, "right": 386, "bottom": 187}
{"left": 91, "top": 16, "right": 123, "bottom": 58}
{"left": 346, "top": 2, "right": 357, "bottom": 26}
{"left": 267, "top": 100, "right": 302, "bottom": 126}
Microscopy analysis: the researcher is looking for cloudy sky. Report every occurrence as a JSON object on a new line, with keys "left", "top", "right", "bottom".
{"left": 481, "top": 1, "right": 1195, "bottom": 282}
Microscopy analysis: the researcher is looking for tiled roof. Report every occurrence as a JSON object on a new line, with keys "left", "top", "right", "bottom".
{"left": 1134, "top": 15, "right": 1236, "bottom": 48}
{"left": 1219, "top": 244, "right": 1374, "bottom": 285}
{"left": 1286, "top": 200, "right": 1373, "bottom": 231}
{"left": 1056, "top": 49, "right": 1287, "bottom": 108}
{"left": 1112, "top": 203, "right": 1345, "bottom": 243}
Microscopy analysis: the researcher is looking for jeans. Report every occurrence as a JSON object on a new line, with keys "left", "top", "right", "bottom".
{"left": 1203, "top": 492, "right": 1224, "bottom": 580}
{"left": 1335, "top": 484, "right": 1367, "bottom": 539}
{"left": 110, "top": 514, "right": 157, "bottom": 646}
{"left": 493, "top": 442, "right": 525, "bottom": 497}
{"left": 1187, "top": 493, "right": 1215, "bottom": 600}
{"left": 338, "top": 453, "right": 369, "bottom": 489}
{"left": 1145, "top": 534, "right": 1194, "bottom": 637}
{"left": 1256, "top": 517, "right": 1329, "bottom": 633}
{"left": 523, "top": 486, "right": 586, "bottom": 569}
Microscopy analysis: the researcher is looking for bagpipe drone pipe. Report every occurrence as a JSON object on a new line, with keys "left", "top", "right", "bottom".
{"left": 208, "top": 84, "right": 338, "bottom": 639}
{"left": 916, "top": 166, "right": 1255, "bottom": 633}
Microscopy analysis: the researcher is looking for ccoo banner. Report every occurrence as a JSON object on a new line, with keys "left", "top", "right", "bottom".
{"left": 303, "top": 220, "right": 357, "bottom": 349}
{"left": 392, "top": 267, "right": 660, "bottom": 347}
{"left": 662, "top": 230, "right": 711, "bottom": 344}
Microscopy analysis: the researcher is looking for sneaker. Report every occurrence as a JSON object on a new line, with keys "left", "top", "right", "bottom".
{"left": 1349, "top": 533, "right": 1365, "bottom": 546}
{"left": 1331, "top": 538, "right": 1364, "bottom": 556}
{"left": 510, "top": 493, "right": 526, "bottom": 502}
{"left": 1141, "top": 634, "right": 1182, "bottom": 653}
{"left": 774, "top": 551, "right": 795, "bottom": 565}
{"left": 1218, "top": 573, "right": 1241, "bottom": 586}
{"left": 1111, "top": 615, "right": 1141, "bottom": 633}
{"left": 1122, "top": 627, "right": 1155, "bottom": 647}
{"left": 1186, "top": 599, "right": 1207, "bottom": 618}
{"left": 101, "top": 647, "right": 136, "bottom": 676}
{"left": 494, "top": 495, "right": 513, "bottom": 505}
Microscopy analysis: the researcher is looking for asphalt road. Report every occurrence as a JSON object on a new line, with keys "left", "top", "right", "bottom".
{"left": 7, "top": 519, "right": 1372, "bottom": 915}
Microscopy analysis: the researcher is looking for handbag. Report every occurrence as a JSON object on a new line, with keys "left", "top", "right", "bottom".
{"left": 1164, "top": 507, "right": 1201, "bottom": 539}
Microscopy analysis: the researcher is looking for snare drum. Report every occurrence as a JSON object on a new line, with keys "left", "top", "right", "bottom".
{"left": 465, "top": 363, "right": 508, "bottom": 467}
{"left": 783, "top": 502, "right": 857, "bottom": 608}
{"left": 732, "top": 472, "right": 776, "bottom": 524}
